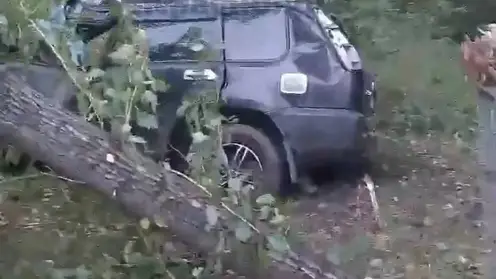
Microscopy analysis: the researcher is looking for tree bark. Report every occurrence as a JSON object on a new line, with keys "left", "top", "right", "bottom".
{"left": 0, "top": 73, "right": 353, "bottom": 279}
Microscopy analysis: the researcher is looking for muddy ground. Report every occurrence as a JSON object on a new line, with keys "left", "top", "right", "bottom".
{"left": 0, "top": 134, "right": 485, "bottom": 279}
{"left": 289, "top": 134, "right": 483, "bottom": 278}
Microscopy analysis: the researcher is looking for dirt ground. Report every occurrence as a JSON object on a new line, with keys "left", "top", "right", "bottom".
{"left": 288, "top": 134, "right": 483, "bottom": 278}
{"left": 0, "top": 134, "right": 485, "bottom": 279}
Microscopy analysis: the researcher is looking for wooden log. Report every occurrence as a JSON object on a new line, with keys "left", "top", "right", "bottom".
{"left": 0, "top": 73, "right": 354, "bottom": 279}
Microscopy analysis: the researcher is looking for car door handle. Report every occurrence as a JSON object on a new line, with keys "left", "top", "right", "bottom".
{"left": 183, "top": 69, "right": 217, "bottom": 81}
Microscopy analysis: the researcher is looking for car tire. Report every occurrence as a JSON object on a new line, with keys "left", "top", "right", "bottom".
{"left": 327, "top": 132, "right": 376, "bottom": 180}
{"left": 222, "top": 124, "right": 285, "bottom": 198}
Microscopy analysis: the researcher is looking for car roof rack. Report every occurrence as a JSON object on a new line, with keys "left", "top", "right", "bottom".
{"left": 87, "top": 0, "right": 316, "bottom": 10}
{"left": 72, "top": 0, "right": 317, "bottom": 26}
{"left": 121, "top": 0, "right": 315, "bottom": 4}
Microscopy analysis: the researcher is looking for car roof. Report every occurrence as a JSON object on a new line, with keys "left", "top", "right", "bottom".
{"left": 93, "top": 0, "right": 315, "bottom": 9}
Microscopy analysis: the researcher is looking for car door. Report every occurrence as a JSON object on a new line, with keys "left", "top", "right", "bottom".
{"left": 135, "top": 5, "right": 225, "bottom": 156}
{"left": 220, "top": 6, "right": 292, "bottom": 112}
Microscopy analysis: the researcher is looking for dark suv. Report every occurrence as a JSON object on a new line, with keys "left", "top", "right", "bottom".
{"left": 6, "top": 0, "right": 377, "bottom": 194}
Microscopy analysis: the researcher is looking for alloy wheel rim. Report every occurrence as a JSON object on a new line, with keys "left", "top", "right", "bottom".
{"left": 221, "top": 142, "right": 263, "bottom": 189}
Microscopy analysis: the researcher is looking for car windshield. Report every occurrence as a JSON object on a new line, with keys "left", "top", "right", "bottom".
{"left": 314, "top": 8, "right": 361, "bottom": 70}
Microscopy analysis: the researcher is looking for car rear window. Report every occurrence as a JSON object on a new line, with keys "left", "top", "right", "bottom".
{"left": 223, "top": 8, "right": 288, "bottom": 61}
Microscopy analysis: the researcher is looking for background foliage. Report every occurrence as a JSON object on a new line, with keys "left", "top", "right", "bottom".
{"left": 325, "top": 0, "right": 483, "bottom": 142}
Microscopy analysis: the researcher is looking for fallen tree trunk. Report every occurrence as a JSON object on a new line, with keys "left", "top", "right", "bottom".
{"left": 0, "top": 73, "right": 354, "bottom": 279}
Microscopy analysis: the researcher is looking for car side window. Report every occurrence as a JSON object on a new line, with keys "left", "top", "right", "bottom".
{"left": 140, "top": 19, "right": 222, "bottom": 62}
{"left": 223, "top": 8, "right": 289, "bottom": 61}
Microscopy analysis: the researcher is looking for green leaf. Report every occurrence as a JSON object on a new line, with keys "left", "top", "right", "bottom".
{"left": 93, "top": 99, "right": 111, "bottom": 118}
{"left": 128, "top": 135, "right": 146, "bottom": 144}
{"left": 76, "top": 93, "right": 91, "bottom": 115}
{"left": 154, "top": 79, "right": 168, "bottom": 92}
{"left": 192, "top": 131, "right": 209, "bottom": 144}
{"left": 50, "top": 269, "right": 73, "bottom": 279}
{"left": 87, "top": 68, "right": 105, "bottom": 81}
{"left": 176, "top": 100, "right": 191, "bottom": 116}
{"left": 259, "top": 205, "right": 272, "bottom": 220}
{"left": 235, "top": 222, "right": 253, "bottom": 242}
{"left": 256, "top": 194, "right": 275, "bottom": 206}
{"left": 104, "top": 88, "right": 117, "bottom": 99}
{"left": 130, "top": 69, "right": 144, "bottom": 84}
{"left": 208, "top": 116, "right": 223, "bottom": 128}
{"left": 192, "top": 267, "right": 204, "bottom": 278}
{"left": 0, "top": 15, "right": 7, "bottom": 26}
{"left": 190, "top": 42, "right": 205, "bottom": 52}
{"left": 123, "top": 241, "right": 134, "bottom": 263}
{"left": 109, "top": 44, "right": 135, "bottom": 64}
{"left": 107, "top": 67, "right": 129, "bottom": 91}
{"left": 122, "top": 123, "right": 132, "bottom": 134}
{"left": 144, "top": 68, "right": 153, "bottom": 80}
{"left": 133, "top": 28, "right": 148, "bottom": 49}
{"left": 139, "top": 218, "right": 150, "bottom": 230}
{"left": 153, "top": 215, "right": 167, "bottom": 228}
{"left": 141, "top": 90, "right": 158, "bottom": 112}
{"left": 267, "top": 234, "right": 290, "bottom": 253}
{"left": 228, "top": 176, "right": 242, "bottom": 191}
{"left": 205, "top": 205, "right": 218, "bottom": 226}
{"left": 242, "top": 194, "right": 254, "bottom": 220}
{"left": 269, "top": 214, "right": 287, "bottom": 225}
{"left": 136, "top": 110, "right": 158, "bottom": 129}
{"left": 4, "top": 146, "right": 22, "bottom": 165}
{"left": 75, "top": 265, "right": 91, "bottom": 279}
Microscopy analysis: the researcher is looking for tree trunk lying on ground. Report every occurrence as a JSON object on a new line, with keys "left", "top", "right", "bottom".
{"left": 0, "top": 73, "right": 353, "bottom": 279}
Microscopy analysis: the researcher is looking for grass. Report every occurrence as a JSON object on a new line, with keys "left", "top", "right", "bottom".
{"left": 358, "top": 28, "right": 483, "bottom": 277}
{"left": 371, "top": 34, "right": 477, "bottom": 141}
{"left": 373, "top": 135, "right": 483, "bottom": 278}
{"left": 0, "top": 175, "right": 136, "bottom": 278}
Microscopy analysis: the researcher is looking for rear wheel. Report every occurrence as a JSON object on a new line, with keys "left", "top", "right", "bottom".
{"left": 221, "top": 124, "right": 284, "bottom": 198}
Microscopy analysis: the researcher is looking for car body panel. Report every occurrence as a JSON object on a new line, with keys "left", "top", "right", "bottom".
{"left": 220, "top": 4, "right": 362, "bottom": 113}
{"left": 216, "top": 3, "right": 374, "bottom": 172}
{"left": 271, "top": 107, "right": 368, "bottom": 170}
